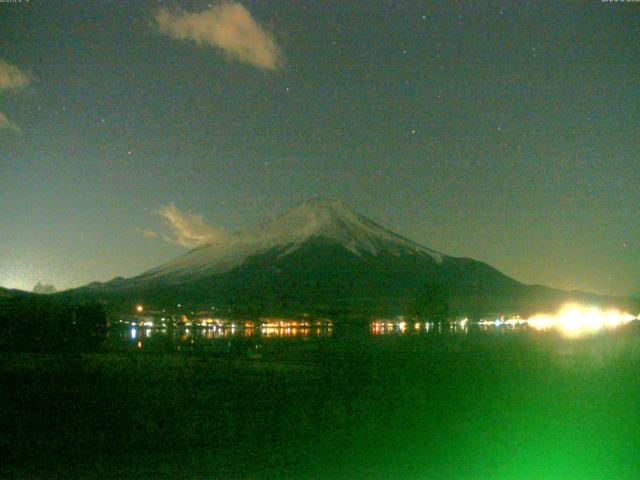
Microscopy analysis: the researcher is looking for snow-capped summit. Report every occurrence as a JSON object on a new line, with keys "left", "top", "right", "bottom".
{"left": 247, "top": 197, "right": 442, "bottom": 259}
{"left": 63, "top": 198, "right": 636, "bottom": 317}
{"left": 138, "top": 197, "right": 443, "bottom": 283}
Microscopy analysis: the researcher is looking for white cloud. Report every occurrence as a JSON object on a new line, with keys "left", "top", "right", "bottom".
{"left": 0, "top": 112, "right": 21, "bottom": 133}
{"left": 0, "top": 59, "right": 32, "bottom": 91}
{"left": 154, "top": 3, "right": 283, "bottom": 70}
{"left": 0, "top": 60, "right": 32, "bottom": 133}
{"left": 157, "top": 203, "right": 229, "bottom": 248}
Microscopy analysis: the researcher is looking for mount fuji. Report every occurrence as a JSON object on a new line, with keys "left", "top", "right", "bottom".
{"left": 63, "top": 198, "right": 635, "bottom": 317}
{"left": 141, "top": 197, "right": 445, "bottom": 282}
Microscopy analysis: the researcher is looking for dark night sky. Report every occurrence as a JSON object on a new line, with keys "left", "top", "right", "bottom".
{"left": 1, "top": 0, "right": 638, "bottom": 296}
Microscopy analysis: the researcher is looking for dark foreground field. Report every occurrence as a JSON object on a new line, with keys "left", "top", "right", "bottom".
{"left": 2, "top": 328, "right": 640, "bottom": 479}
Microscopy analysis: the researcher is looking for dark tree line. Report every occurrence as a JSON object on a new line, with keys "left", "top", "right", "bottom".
{"left": 0, "top": 297, "right": 107, "bottom": 352}
{"left": 407, "top": 284, "right": 451, "bottom": 322}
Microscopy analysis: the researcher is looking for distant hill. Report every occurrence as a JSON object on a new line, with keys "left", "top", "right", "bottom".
{"left": 59, "top": 198, "right": 638, "bottom": 318}
{"left": 0, "top": 287, "right": 33, "bottom": 299}
{"left": 32, "top": 282, "right": 58, "bottom": 294}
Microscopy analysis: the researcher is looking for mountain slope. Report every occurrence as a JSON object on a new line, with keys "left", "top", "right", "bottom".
{"left": 137, "top": 198, "right": 443, "bottom": 283}
{"left": 0, "top": 287, "right": 36, "bottom": 299}
{"left": 63, "top": 198, "right": 637, "bottom": 316}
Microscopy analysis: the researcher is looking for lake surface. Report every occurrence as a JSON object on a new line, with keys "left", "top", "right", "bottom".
{"left": 2, "top": 319, "right": 640, "bottom": 479}
{"left": 107, "top": 316, "right": 637, "bottom": 355}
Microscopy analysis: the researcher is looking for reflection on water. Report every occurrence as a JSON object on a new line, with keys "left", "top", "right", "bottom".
{"left": 370, "top": 319, "right": 472, "bottom": 335}
{"left": 112, "top": 304, "right": 638, "bottom": 351}
{"left": 526, "top": 304, "right": 636, "bottom": 337}
{"left": 370, "top": 304, "right": 638, "bottom": 338}
{"left": 112, "top": 318, "right": 335, "bottom": 350}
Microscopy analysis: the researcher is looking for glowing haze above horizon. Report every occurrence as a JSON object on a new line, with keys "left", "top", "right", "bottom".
{"left": 1, "top": 1, "right": 638, "bottom": 297}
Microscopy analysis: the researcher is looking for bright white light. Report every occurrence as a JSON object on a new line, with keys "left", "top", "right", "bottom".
{"left": 527, "top": 303, "right": 636, "bottom": 337}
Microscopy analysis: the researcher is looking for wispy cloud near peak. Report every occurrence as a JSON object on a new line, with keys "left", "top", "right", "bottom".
{"left": 156, "top": 203, "right": 230, "bottom": 248}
